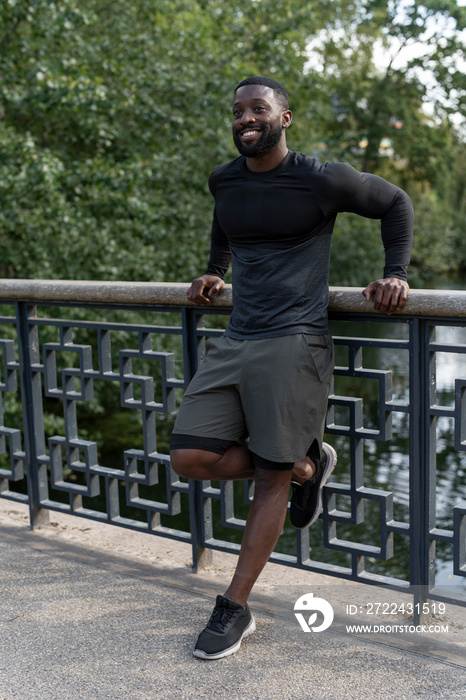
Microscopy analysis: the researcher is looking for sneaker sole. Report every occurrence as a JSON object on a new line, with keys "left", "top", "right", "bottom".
{"left": 193, "top": 615, "right": 256, "bottom": 660}
{"left": 296, "top": 442, "right": 337, "bottom": 530}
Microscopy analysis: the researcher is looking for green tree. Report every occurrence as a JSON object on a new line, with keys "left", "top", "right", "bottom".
{"left": 0, "top": 0, "right": 346, "bottom": 281}
{"left": 303, "top": 0, "right": 466, "bottom": 284}
{"left": 0, "top": 0, "right": 464, "bottom": 285}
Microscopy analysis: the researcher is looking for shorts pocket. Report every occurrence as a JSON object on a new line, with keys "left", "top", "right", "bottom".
{"left": 302, "top": 334, "right": 334, "bottom": 383}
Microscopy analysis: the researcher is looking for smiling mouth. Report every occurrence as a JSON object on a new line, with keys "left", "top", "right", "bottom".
{"left": 240, "top": 128, "right": 262, "bottom": 140}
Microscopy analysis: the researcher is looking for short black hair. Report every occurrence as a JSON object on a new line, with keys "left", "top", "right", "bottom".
{"left": 234, "top": 76, "right": 289, "bottom": 110}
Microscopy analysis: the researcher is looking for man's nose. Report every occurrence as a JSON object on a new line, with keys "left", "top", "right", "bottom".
{"left": 240, "top": 109, "right": 256, "bottom": 124}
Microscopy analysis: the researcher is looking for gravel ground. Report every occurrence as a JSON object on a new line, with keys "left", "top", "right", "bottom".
{"left": 1, "top": 502, "right": 466, "bottom": 700}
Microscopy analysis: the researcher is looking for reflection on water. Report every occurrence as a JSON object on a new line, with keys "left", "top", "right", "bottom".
{"left": 425, "top": 325, "right": 466, "bottom": 589}
{"left": 313, "top": 320, "right": 465, "bottom": 587}
{"left": 335, "top": 320, "right": 464, "bottom": 588}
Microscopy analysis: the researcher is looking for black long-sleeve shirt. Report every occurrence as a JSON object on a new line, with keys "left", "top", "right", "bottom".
{"left": 206, "top": 150, "right": 413, "bottom": 339}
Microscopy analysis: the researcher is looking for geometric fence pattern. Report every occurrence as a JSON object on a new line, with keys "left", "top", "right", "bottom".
{"left": 0, "top": 298, "right": 465, "bottom": 611}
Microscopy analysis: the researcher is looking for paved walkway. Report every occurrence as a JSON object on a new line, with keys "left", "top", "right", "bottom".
{"left": 1, "top": 502, "right": 466, "bottom": 700}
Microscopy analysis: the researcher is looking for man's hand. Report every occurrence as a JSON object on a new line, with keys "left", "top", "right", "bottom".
{"left": 362, "top": 278, "right": 409, "bottom": 315}
{"left": 187, "top": 274, "right": 225, "bottom": 305}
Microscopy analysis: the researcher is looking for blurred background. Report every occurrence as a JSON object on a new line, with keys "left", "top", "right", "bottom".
{"left": 0, "top": 0, "right": 464, "bottom": 289}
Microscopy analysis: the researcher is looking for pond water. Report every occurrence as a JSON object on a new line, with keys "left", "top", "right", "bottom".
{"left": 327, "top": 318, "right": 466, "bottom": 589}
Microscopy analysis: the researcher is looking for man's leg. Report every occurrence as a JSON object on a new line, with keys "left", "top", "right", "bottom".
{"left": 173, "top": 444, "right": 334, "bottom": 595}
{"left": 170, "top": 444, "right": 255, "bottom": 481}
{"left": 224, "top": 465, "right": 292, "bottom": 606}
{"left": 171, "top": 445, "right": 315, "bottom": 484}
{"left": 171, "top": 447, "right": 316, "bottom": 602}
{"left": 171, "top": 444, "right": 320, "bottom": 660}
{"left": 172, "top": 448, "right": 302, "bottom": 605}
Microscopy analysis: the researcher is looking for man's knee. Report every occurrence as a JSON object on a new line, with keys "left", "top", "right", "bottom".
{"left": 170, "top": 448, "right": 219, "bottom": 479}
{"left": 253, "top": 464, "right": 293, "bottom": 495}
{"left": 170, "top": 449, "right": 195, "bottom": 478}
{"left": 250, "top": 452, "right": 293, "bottom": 494}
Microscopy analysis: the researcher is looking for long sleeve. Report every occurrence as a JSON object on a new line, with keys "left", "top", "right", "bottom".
{"left": 316, "top": 163, "right": 414, "bottom": 281}
{"left": 379, "top": 190, "right": 413, "bottom": 280}
{"left": 205, "top": 208, "right": 231, "bottom": 279}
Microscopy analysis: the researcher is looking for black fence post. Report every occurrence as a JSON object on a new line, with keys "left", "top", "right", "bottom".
{"left": 16, "top": 302, "right": 49, "bottom": 529}
{"left": 181, "top": 306, "right": 212, "bottom": 572}
{"left": 410, "top": 318, "right": 436, "bottom": 623}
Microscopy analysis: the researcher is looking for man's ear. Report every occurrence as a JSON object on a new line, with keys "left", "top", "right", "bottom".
{"left": 282, "top": 110, "right": 293, "bottom": 128}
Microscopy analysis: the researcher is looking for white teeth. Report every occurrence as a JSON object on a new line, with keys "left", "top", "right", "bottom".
{"left": 242, "top": 130, "right": 259, "bottom": 137}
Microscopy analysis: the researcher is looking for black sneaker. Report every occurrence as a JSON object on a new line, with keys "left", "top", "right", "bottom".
{"left": 290, "top": 443, "right": 337, "bottom": 529}
{"left": 193, "top": 595, "right": 256, "bottom": 660}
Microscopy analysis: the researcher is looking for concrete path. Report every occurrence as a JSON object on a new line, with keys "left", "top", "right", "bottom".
{"left": 1, "top": 502, "right": 466, "bottom": 700}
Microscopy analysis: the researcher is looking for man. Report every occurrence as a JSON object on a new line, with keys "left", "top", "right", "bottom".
{"left": 170, "top": 76, "right": 413, "bottom": 660}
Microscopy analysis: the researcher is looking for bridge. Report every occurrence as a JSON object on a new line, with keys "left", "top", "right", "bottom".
{"left": 0, "top": 279, "right": 465, "bottom": 619}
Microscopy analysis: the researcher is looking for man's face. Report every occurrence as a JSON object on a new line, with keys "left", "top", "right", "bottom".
{"left": 232, "top": 85, "right": 288, "bottom": 158}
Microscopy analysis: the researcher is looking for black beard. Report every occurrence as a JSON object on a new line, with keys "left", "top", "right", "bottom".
{"left": 233, "top": 120, "right": 283, "bottom": 157}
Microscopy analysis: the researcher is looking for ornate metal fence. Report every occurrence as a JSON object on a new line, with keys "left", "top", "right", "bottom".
{"left": 0, "top": 280, "right": 465, "bottom": 615}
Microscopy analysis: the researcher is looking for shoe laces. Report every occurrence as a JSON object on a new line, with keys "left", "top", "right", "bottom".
{"left": 207, "top": 602, "right": 240, "bottom": 633}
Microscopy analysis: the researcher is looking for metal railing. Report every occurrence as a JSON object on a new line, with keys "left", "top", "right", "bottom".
{"left": 0, "top": 280, "right": 465, "bottom": 615}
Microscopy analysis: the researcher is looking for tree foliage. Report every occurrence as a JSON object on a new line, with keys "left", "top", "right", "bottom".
{"left": 0, "top": 0, "right": 464, "bottom": 286}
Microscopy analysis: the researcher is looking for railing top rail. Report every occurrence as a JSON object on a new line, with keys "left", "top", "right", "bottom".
{"left": 0, "top": 279, "right": 465, "bottom": 318}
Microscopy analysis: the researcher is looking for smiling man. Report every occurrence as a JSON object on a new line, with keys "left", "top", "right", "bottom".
{"left": 170, "top": 76, "right": 413, "bottom": 660}
{"left": 232, "top": 82, "right": 290, "bottom": 159}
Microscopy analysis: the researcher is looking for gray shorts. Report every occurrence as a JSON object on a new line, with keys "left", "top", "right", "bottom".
{"left": 172, "top": 333, "right": 334, "bottom": 464}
